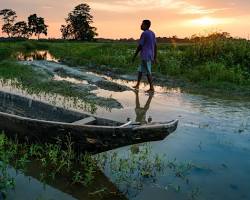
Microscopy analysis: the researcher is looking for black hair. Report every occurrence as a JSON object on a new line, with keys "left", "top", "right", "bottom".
{"left": 143, "top": 20, "right": 151, "bottom": 28}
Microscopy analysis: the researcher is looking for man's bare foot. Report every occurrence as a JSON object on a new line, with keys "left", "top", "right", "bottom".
{"left": 146, "top": 88, "right": 155, "bottom": 93}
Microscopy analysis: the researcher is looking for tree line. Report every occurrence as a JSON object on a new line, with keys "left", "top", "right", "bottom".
{"left": 0, "top": 3, "right": 98, "bottom": 41}
{"left": 0, "top": 3, "right": 236, "bottom": 42}
{"left": 98, "top": 32, "right": 233, "bottom": 43}
{"left": 0, "top": 9, "right": 48, "bottom": 39}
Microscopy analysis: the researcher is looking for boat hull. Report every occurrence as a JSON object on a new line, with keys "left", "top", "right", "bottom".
{"left": 0, "top": 111, "right": 178, "bottom": 153}
{"left": 0, "top": 91, "right": 178, "bottom": 153}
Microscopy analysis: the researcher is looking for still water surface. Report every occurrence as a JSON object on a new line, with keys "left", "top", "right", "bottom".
{"left": 3, "top": 51, "right": 250, "bottom": 199}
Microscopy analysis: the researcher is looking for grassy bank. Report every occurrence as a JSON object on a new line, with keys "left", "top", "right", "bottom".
{"left": 48, "top": 39, "right": 250, "bottom": 97}
{"left": 0, "top": 60, "right": 101, "bottom": 111}
{"left": 0, "top": 40, "right": 127, "bottom": 110}
{"left": 0, "top": 37, "right": 250, "bottom": 97}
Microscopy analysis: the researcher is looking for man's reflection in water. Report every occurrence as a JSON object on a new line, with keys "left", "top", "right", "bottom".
{"left": 134, "top": 90, "right": 154, "bottom": 124}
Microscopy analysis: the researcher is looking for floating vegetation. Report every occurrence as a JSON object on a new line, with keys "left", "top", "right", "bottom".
{"left": 95, "top": 144, "right": 202, "bottom": 199}
{"left": 0, "top": 132, "right": 126, "bottom": 199}
{"left": 0, "top": 131, "right": 204, "bottom": 199}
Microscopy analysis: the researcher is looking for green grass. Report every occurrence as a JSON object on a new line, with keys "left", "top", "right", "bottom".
{"left": 0, "top": 60, "right": 99, "bottom": 111}
{"left": 0, "top": 37, "right": 250, "bottom": 96}
{"left": 46, "top": 40, "right": 250, "bottom": 89}
{"left": 48, "top": 42, "right": 137, "bottom": 73}
{"left": 0, "top": 60, "right": 80, "bottom": 96}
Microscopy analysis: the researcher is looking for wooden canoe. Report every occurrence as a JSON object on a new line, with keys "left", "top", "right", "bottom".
{"left": 0, "top": 91, "right": 178, "bottom": 153}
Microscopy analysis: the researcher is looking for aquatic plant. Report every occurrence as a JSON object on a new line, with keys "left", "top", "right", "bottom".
{"left": 0, "top": 132, "right": 98, "bottom": 198}
{"left": 0, "top": 130, "right": 204, "bottom": 199}
{"left": 95, "top": 143, "right": 201, "bottom": 198}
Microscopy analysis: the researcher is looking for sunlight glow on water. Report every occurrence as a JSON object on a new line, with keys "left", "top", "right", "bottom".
{"left": 16, "top": 50, "right": 59, "bottom": 62}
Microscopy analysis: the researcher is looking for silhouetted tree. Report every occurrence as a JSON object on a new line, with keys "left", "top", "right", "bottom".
{"left": 28, "top": 14, "right": 48, "bottom": 39}
{"left": 60, "top": 24, "right": 72, "bottom": 40}
{"left": 0, "top": 9, "right": 17, "bottom": 37}
{"left": 61, "top": 3, "right": 98, "bottom": 40}
{"left": 12, "top": 21, "right": 30, "bottom": 38}
{"left": 207, "top": 32, "right": 231, "bottom": 40}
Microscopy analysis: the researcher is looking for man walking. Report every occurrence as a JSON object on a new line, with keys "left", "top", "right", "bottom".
{"left": 132, "top": 19, "right": 157, "bottom": 93}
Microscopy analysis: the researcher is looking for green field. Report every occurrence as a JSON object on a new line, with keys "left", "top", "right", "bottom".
{"left": 0, "top": 37, "right": 250, "bottom": 97}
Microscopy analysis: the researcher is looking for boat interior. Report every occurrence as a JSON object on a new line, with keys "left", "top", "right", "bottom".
{"left": 0, "top": 91, "right": 123, "bottom": 126}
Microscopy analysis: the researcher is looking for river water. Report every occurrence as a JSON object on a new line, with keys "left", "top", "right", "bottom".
{"left": 2, "top": 50, "right": 250, "bottom": 200}
{"left": 91, "top": 77, "right": 250, "bottom": 200}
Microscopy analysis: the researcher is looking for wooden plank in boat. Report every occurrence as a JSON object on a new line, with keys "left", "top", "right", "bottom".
{"left": 119, "top": 121, "right": 132, "bottom": 128}
{"left": 72, "top": 117, "right": 96, "bottom": 125}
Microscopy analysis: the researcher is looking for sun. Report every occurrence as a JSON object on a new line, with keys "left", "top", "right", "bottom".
{"left": 190, "top": 17, "right": 220, "bottom": 26}
{"left": 185, "top": 16, "right": 234, "bottom": 28}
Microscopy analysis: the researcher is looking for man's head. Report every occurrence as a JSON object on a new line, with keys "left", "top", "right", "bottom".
{"left": 141, "top": 20, "right": 151, "bottom": 31}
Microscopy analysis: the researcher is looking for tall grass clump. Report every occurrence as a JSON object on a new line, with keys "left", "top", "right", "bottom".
{"left": 46, "top": 33, "right": 250, "bottom": 88}
{"left": 163, "top": 32, "right": 250, "bottom": 85}
{"left": 0, "top": 47, "right": 12, "bottom": 60}
{"left": 187, "top": 62, "right": 247, "bottom": 85}
{"left": 183, "top": 33, "right": 250, "bottom": 71}
{"left": 184, "top": 33, "right": 249, "bottom": 66}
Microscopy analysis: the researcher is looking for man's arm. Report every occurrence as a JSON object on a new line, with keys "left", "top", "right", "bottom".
{"left": 132, "top": 45, "right": 142, "bottom": 62}
{"left": 132, "top": 32, "right": 145, "bottom": 62}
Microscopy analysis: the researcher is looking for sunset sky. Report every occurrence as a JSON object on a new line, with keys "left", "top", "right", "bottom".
{"left": 1, "top": 0, "right": 250, "bottom": 39}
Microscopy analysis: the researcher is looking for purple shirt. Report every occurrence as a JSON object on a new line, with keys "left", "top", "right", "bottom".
{"left": 139, "top": 30, "right": 156, "bottom": 61}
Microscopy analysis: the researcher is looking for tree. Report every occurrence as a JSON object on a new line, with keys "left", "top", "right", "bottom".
{"left": 28, "top": 14, "right": 48, "bottom": 39}
{"left": 12, "top": 21, "right": 30, "bottom": 38}
{"left": 61, "top": 3, "right": 98, "bottom": 40}
{"left": 60, "top": 24, "right": 73, "bottom": 40}
{"left": 207, "top": 32, "right": 231, "bottom": 40}
{"left": 0, "top": 9, "right": 17, "bottom": 37}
